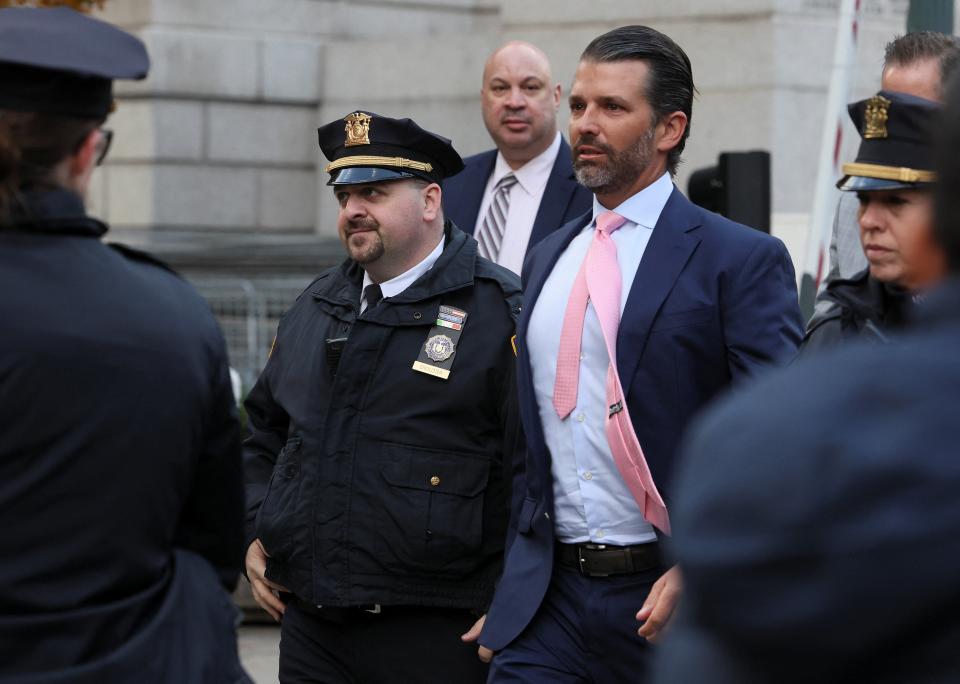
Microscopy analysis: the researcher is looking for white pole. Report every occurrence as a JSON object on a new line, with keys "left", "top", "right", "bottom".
{"left": 800, "top": 0, "right": 864, "bottom": 312}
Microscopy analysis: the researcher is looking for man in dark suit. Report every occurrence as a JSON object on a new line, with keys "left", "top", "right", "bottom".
{"left": 462, "top": 25, "right": 803, "bottom": 683}
{"left": 652, "top": 74, "right": 960, "bottom": 684}
{"left": 443, "top": 41, "right": 591, "bottom": 274}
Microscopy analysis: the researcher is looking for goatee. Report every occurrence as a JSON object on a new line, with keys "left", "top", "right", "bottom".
{"left": 573, "top": 128, "right": 655, "bottom": 196}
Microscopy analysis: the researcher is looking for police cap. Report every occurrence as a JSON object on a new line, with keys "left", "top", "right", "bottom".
{"left": 318, "top": 111, "right": 464, "bottom": 186}
{"left": 837, "top": 90, "right": 940, "bottom": 192}
{"left": 0, "top": 7, "right": 149, "bottom": 119}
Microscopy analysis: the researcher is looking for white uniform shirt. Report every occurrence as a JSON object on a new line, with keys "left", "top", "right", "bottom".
{"left": 360, "top": 236, "right": 444, "bottom": 313}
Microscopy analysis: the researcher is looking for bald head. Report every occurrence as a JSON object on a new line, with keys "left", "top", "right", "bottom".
{"left": 481, "top": 41, "right": 561, "bottom": 169}
{"left": 483, "top": 41, "right": 553, "bottom": 84}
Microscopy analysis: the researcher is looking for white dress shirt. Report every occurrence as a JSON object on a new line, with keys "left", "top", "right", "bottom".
{"left": 473, "top": 132, "right": 562, "bottom": 275}
{"left": 360, "top": 236, "right": 444, "bottom": 313}
{"left": 526, "top": 172, "right": 674, "bottom": 544}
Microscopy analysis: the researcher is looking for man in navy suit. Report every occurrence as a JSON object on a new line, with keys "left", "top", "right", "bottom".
{"left": 462, "top": 25, "right": 803, "bottom": 682}
{"left": 654, "top": 73, "right": 960, "bottom": 684}
{"left": 443, "top": 41, "right": 591, "bottom": 274}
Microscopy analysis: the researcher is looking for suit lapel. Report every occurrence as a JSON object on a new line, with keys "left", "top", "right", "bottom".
{"left": 518, "top": 211, "right": 591, "bottom": 345}
{"left": 517, "top": 212, "right": 591, "bottom": 499}
{"left": 617, "top": 189, "right": 702, "bottom": 395}
{"left": 529, "top": 138, "right": 577, "bottom": 248}
{"left": 457, "top": 152, "right": 496, "bottom": 235}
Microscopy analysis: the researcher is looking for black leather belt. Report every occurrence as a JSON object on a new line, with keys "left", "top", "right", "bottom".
{"left": 556, "top": 541, "right": 662, "bottom": 577}
{"left": 294, "top": 598, "right": 382, "bottom": 621}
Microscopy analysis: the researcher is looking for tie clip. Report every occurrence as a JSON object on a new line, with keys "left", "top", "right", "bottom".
{"left": 608, "top": 400, "right": 624, "bottom": 417}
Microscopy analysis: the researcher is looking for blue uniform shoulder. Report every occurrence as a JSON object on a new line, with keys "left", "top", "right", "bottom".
{"left": 473, "top": 256, "right": 522, "bottom": 322}
{"left": 107, "top": 242, "right": 182, "bottom": 278}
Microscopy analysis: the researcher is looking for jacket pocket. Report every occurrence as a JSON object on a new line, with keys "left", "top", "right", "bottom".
{"left": 650, "top": 306, "right": 713, "bottom": 332}
{"left": 255, "top": 436, "right": 302, "bottom": 560}
{"left": 355, "top": 441, "right": 491, "bottom": 577}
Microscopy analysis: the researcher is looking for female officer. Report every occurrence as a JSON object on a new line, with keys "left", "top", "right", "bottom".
{"left": 0, "top": 7, "right": 247, "bottom": 682}
{"left": 801, "top": 90, "right": 945, "bottom": 352}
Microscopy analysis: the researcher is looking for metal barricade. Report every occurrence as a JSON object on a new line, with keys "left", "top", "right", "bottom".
{"left": 191, "top": 277, "right": 311, "bottom": 394}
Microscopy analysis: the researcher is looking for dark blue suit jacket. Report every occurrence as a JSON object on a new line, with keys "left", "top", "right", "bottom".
{"left": 654, "top": 280, "right": 960, "bottom": 684}
{"left": 442, "top": 138, "right": 592, "bottom": 253}
{"left": 480, "top": 187, "right": 803, "bottom": 651}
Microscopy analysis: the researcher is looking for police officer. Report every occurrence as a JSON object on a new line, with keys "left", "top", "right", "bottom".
{"left": 800, "top": 91, "right": 945, "bottom": 354}
{"left": 243, "top": 112, "right": 522, "bottom": 683}
{"left": 0, "top": 8, "right": 246, "bottom": 683}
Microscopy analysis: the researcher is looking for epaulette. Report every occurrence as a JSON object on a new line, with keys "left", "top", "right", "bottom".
{"left": 473, "top": 258, "right": 522, "bottom": 323}
{"left": 107, "top": 242, "right": 181, "bottom": 278}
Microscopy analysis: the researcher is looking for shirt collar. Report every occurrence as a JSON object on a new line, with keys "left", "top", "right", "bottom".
{"left": 362, "top": 235, "right": 445, "bottom": 300}
{"left": 491, "top": 131, "right": 562, "bottom": 196}
{"left": 591, "top": 171, "right": 674, "bottom": 229}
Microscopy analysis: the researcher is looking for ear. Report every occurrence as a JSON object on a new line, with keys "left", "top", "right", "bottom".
{"left": 69, "top": 128, "right": 100, "bottom": 179}
{"left": 656, "top": 111, "right": 688, "bottom": 155}
{"left": 552, "top": 82, "right": 562, "bottom": 109}
{"left": 422, "top": 183, "right": 443, "bottom": 222}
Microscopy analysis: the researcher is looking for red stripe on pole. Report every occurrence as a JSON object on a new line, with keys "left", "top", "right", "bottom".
{"left": 833, "top": 124, "right": 843, "bottom": 167}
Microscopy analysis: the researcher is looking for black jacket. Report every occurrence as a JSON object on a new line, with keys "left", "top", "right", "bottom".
{"left": 799, "top": 269, "right": 912, "bottom": 356}
{"left": 244, "top": 223, "right": 522, "bottom": 612}
{"left": 0, "top": 189, "right": 246, "bottom": 682}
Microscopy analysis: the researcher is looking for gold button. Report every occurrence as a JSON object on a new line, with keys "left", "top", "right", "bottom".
{"left": 430, "top": 476, "right": 440, "bottom": 486}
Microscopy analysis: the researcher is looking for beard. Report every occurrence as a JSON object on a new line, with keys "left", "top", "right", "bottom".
{"left": 342, "top": 218, "right": 385, "bottom": 264}
{"left": 573, "top": 127, "right": 656, "bottom": 195}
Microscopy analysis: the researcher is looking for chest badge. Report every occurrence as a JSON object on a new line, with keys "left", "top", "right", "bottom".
{"left": 425, "top": 334, "right": 455, "bottom": 362}
{"left": 412, "top": 305, "right": 468, "bottom": 380}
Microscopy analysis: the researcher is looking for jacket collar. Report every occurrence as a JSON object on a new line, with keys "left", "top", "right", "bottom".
{"left": 5, "top": 187, "right": 107, "bottom": 238}
{"left": 821, "top": 268, "right": 912, "bottom": 328}
{"left": 915, "top": 276, "right": 960, "bottom": 328}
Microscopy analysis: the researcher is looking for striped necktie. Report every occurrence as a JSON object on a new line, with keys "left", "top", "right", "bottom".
{"left": 476, "top": 173, "right": 518, "bottom": 261}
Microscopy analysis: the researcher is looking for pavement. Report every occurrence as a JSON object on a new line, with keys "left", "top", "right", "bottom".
{"left": 239, "top": 625, "right": 281, "bottom": 683}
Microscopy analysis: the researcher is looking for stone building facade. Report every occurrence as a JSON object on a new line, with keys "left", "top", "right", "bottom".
{"left": 91, "top": 0, "right": 956, "bottom": 275}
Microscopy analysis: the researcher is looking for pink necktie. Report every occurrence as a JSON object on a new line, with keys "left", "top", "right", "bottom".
{"left": 552, "top": 211, "right": 671, "bottom": 535}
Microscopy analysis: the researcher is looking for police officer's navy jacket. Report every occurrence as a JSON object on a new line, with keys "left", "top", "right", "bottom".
{"left": 244, "top": 222, "right": 522, "bottom": 611}
{"left": 799, "top": 268, "right": 912, "bottom": 355}
{"left": 0, "top": 189, "right": 246, "bottom": 683}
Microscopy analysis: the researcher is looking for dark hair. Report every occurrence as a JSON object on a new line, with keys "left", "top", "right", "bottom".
{"left": 580, "top": 25, "right": 695, "bottom": 176}
{"left": 0, "top": 110, "right": 100, "bottom": 224}
{"left": 934, "top": 72, "right": 960, "bottom": 272}
{"left": 884, "top": 32, "right": 960, "bottom": 94}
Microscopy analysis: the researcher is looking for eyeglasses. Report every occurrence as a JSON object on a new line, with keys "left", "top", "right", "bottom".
{"left": 94, "top": 128, "right": 113, "bottom": 166}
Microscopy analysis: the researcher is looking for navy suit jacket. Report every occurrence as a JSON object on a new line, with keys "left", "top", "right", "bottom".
{"left": 480, "top": 187, "right": 804, "bottom": 651}
{"left": 442, "top": 138, "right": 592, "bottom": 254}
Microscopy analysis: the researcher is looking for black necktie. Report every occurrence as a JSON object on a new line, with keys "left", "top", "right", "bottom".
{"left": 363, "top": 283, "right": 383, "bottom": 310}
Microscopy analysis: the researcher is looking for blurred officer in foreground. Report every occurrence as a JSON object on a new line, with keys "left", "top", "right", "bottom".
{"left": 801, "top": 90, "right": 945, "bottom": 353}
{"left": 654, "top": 75, "right": 960, "bottom": 684}
{"left": 0, "top": 7, "right": 247, "bottom": 683}
{"left": 243, "top": 112, "right": 521, "bottom": 683}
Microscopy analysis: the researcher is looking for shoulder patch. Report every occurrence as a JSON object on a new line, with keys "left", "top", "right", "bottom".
{"left": 107, "top": 242, "right": 181, "bottom": 277}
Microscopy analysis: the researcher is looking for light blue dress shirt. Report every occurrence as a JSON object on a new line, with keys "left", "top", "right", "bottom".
{"left": 527, "top": 172, "right": 673, "bottom": 544}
